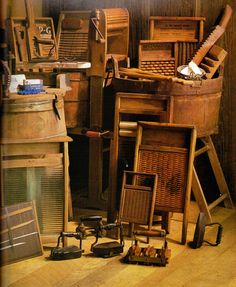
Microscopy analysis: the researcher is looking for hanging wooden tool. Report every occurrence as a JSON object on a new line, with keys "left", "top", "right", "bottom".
{"left": 24, "top": 0, "right": 57, "bottom": 62}
{"left": 88, "top": 8, "right": 129, "bottom": 77}
{"left": 192, "top": 4, "right": 232, "bottom": 65}
{"left": 200, "top": 45, "right": 227, "bottom": 79}
{"left": 14, "top": 25, "right": 29, "bottom": 62}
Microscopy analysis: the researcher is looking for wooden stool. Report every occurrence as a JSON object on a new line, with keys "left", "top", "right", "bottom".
{"left": 192, "top": 135, "right": 234, "bottom": 223}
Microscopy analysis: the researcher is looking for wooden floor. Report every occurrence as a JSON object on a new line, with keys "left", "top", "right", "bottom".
{"left": 1, "top": 202, "right": 236, "bottom": 287}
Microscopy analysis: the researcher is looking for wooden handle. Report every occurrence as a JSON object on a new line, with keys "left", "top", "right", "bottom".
{"left": 119, "top": 67, "right": 172, "bottom": 81}
{"left": 24, "top": 0, "right": 35, "bottom": 29}
{"left": 192, "top": 4, "right": 233, "bottom": 65}
{"left": 219, "top": 4, "right": 233, "bottom": 29}
{"left": 134, "top": 230, "right": 166, "bottom": 237}
{"left": 192, "top": 26, "right": 225, "bottom": 65}
{"left": 14, "top": 26, "right": 28, "bottom": 62}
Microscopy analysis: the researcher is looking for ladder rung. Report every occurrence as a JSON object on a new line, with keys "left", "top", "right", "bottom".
{"left": 195, "top": 145, "right": 210, "bottom": 157}
{"left": 208, "top": 193, "right": 228, "bottom": 210}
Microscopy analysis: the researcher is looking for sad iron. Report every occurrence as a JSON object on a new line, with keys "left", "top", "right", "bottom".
{"left": 189, "top": 212, "right": 223, "bottom": 249}
{"left": 91, "top": 222, "right": 124, "bottom": 258}
{"left": 50, "top": 232, "right": 83, "bottom": 260}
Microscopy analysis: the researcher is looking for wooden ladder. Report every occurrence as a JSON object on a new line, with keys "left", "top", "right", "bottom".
{"left": 192, "top": 135, "right": 234, "bottom": 223}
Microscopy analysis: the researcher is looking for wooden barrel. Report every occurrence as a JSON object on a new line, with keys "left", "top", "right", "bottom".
{"left": 63, "top": 72, "right": 89, "bottom": 128}
{"left": 1, "top": 91, "right": 67, "bottom": 140}
{"left": 164, "top": 76, "right": 223, "bottom": 137}
{"left": 112, "top": 77, "right": 161, "bottom": 94}
{"left": 112, "top": 76, "right": 223, "bottom": 137}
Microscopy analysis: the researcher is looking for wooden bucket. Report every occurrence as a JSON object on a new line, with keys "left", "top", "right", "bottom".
{"left": 164, "top": 76, "right": 223, "bottom": 137}
{"left": 1, "top": 91, "right": 67, "bottom": 140}
{"left": 63, "top": 72, "right": 89, "bottom": 128}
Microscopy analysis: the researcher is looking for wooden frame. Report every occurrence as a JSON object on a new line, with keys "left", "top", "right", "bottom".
{"left": 149, "top": 16, "right": 205, "bottom": 42}
{"left": 56, "top": 10, "right": 91, "bottom": 62}
{"left": 147, "top": 16, "right": 205, "bottom": 67}
{"left": 192, "top": 136, "right": 234, "bottom": 224}
{"left": 0, "top": 201, "right": 43, "bottom": 265}
{"left": 8, "top": 17, "right": 57, "bottom": 69}
{"left": 139, "top": 40, "right": 178, "bottom": 76}
{"left": 0, "top": 136, "right": 72, "bottom": 244}
{"left": 133, "top": 122, "right": 197, "bottom": 244}
{"left": 119, "top": 171, "right": 158, "bottom": 231}
{"left": 108, "top": 92, "right": 173, "bottom": 223}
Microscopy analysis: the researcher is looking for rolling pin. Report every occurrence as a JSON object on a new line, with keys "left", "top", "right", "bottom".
{"left": 119, "top": 129, "right": 136, "bottom": 137}
{"left": 119, "top": 121, "right": 137, "bottom": 130}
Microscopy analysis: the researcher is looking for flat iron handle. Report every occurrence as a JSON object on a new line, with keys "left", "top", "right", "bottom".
{"left": 205, "top": 223, "right": 223, "bottom": 246}
{"left": 79, "top": 215, "right": 102, "bottom": 222}
{"left": 216, "top": 224, "right": 223, "bottom": 245}
{"left": 61, "top": 232, "right": 81, "bottom": 238}
{"left": 102, "top": 223, "right": 119, "bottom": 230}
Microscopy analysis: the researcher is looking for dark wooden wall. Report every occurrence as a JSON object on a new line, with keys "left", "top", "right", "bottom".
{"left": 43, "top": 0, "right": 236, "bottom": 203}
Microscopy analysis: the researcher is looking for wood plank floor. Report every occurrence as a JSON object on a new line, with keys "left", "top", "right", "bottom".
{"left": 1, "top": 202, "right": 236, "bottom": 287}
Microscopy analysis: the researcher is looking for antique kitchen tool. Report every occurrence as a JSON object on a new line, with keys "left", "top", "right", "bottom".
{"left": 178, "top": 4, "right": 232, "bottom": 79}
{"left": 88, "top": 8, "right": 129, "bottom": 77}
{"left": 189, "top": 212, "right": 223, "bottom": 249}
{"left": 77, "top": 215, "right": 124, "bottom": 258}
{"left": 91, "top": 222, "right": 124, "bottom": 258}
{"left": 199, "top": 44, "right": 227, "bottom": 79}
{"left": 50, "top": 231, "right": 83, "bottom": 260}
{"left": 123, "top": 230, "right": 170, "bottom": 266}
{"left": 192, "top": 4, "right": 232, "bottom": 66}
{"left": 24, "top": 0, "right": 57, "bottom": 61}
